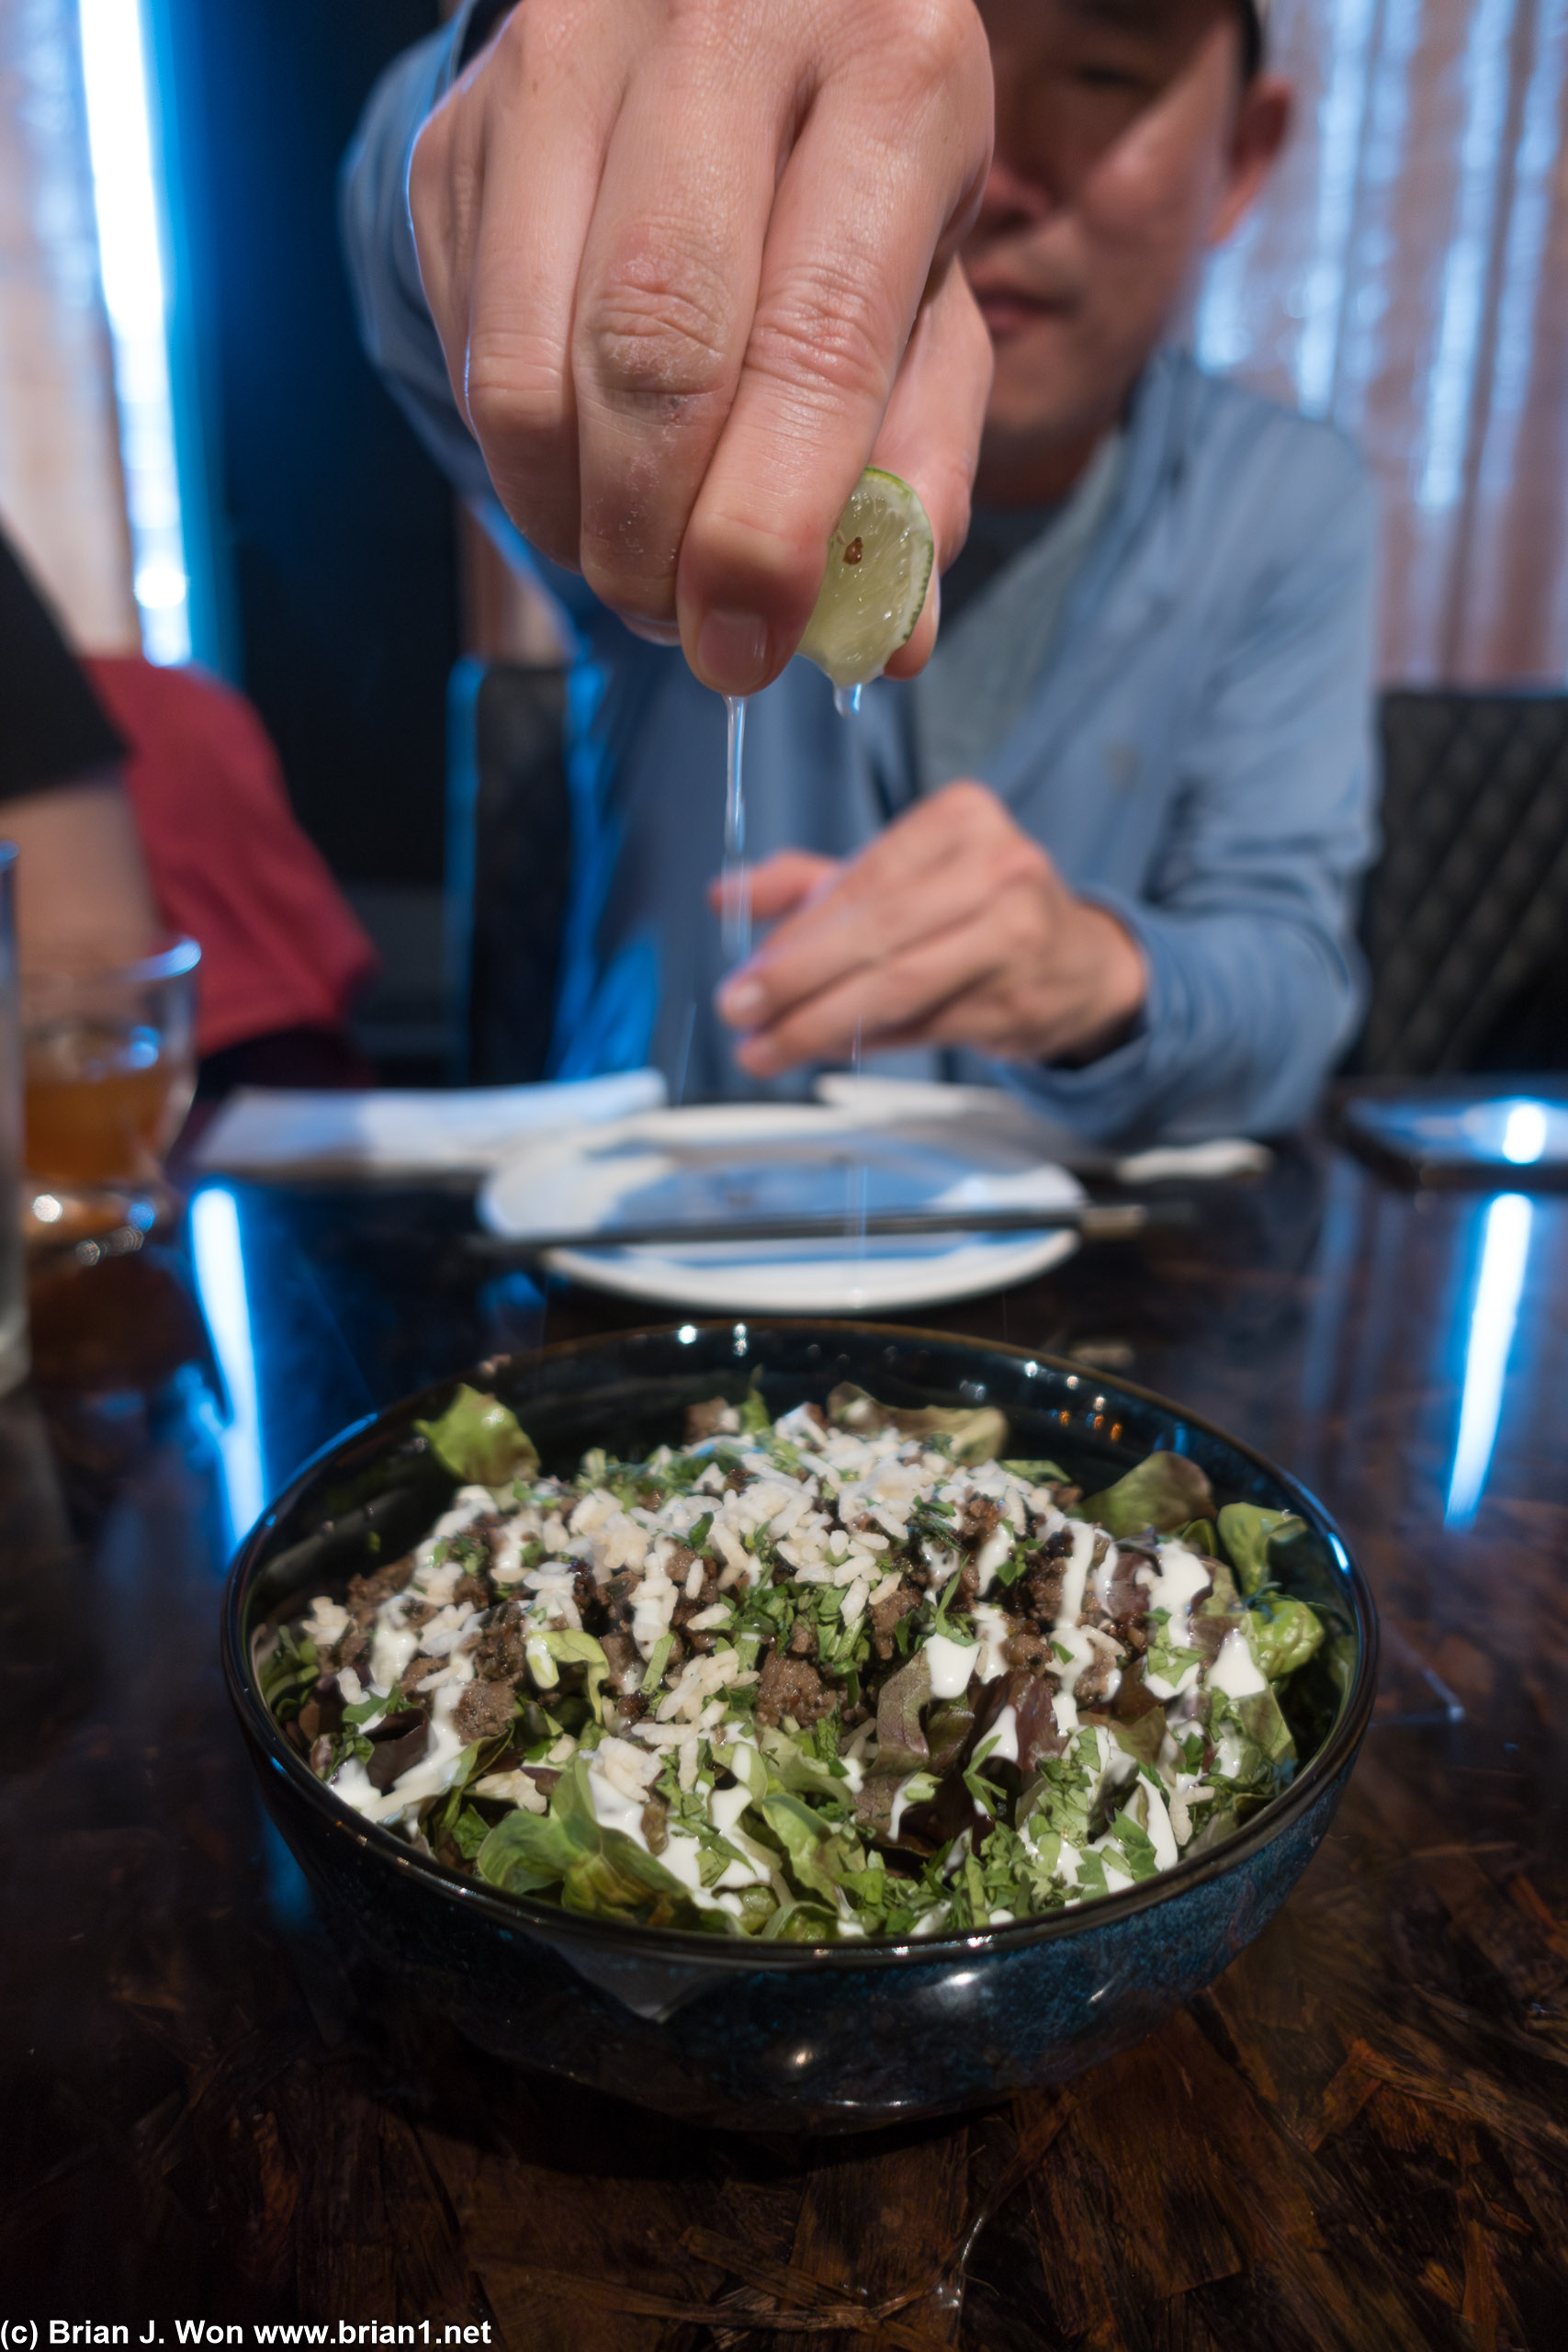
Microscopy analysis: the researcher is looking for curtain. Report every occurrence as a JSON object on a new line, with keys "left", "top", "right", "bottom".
{"left": 0, "top": 0, "right": 136, "bottom": 648}
{"left": 1197, "top": 0, "right": 1568, "bottom": 684}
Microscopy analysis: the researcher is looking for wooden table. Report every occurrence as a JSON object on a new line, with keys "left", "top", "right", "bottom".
{"left": 4, "top": 1126, "right": 1566, "bottom": 2347}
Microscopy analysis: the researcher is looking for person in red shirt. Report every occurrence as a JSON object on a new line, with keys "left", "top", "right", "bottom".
{"left": 0, "top": 531, "right": 376, "bottom": 1091}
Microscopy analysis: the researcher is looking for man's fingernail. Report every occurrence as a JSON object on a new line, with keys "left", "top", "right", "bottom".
{"left": 718, "top": 977, "right": 765, "bottom": 1025}
{"left": 623, "top": 614, "right": 682, "bottom": 646}
{"left": 696, "top": 610, "right": 771, "bottom": 694}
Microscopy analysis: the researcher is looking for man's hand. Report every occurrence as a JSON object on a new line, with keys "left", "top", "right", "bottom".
{"left": 713, "top": 781, "right": 1146, "bottom": 1073}
{"left": 410, "top": 0, "right": 994, "bottom": 694}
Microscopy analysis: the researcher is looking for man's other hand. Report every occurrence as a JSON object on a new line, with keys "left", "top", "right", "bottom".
{"left": 410, "top": 0, "right": 994, "bottom": 695}
{"left": 713, "top": 781, "right": 1146, "bottom": 1073}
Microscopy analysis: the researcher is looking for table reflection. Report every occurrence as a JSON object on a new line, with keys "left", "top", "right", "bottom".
{"left": 7, "top": 1125, "right": 1568, "bottom": 2333}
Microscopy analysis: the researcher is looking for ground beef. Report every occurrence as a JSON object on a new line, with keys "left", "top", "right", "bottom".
{"left": 346, "top": 1560, "right": 412, "bottom": 1628}
{"left": 452, "top": 1573, "right": 490, "bottom": 1608}
{"left": 787, "top": 1617, "right": 818, "bottom": 1657}
{"left": 868, "top": 1584, "right": 919, "bottom": 1660}
{"left": 755, "top": 1648, "right": 834, "bottom": 1729}
{"left": 604, "top": 1570, "right": 639, "bottom": 1631}
{"left": 455, "top": 1679, "right": 516, "bottom": 1744}
{"left": 599, "top": 1631, "right": 643, "bottom": 1692}
{"left": 572, "top": 1567, "right": 601, "bottom": 1629}
{"left": 962, "top": 1494, "right": 1001, "bottom": 1543}
{"left": 400, "top": 1654, "right": 442, "bottom": 1695}
{"left": 684, "top": 1396, "right": 737, "bottom": 1442}
{"left": 1022, "top": 1556, "right": 1066, "bottom": 1624}
{"left": 402, "top": 1599, "right": 438, "bottom": 1628}
{"left": 1001, "top": 1629, "right": 1052, "bottom": 1670}
{"left": 1071, "top": 1638, "right": 1124, "bottom": 1706}
{"left": 330, "top": 1625, "right": 368, "bottom": 1676}
{"left": 471, "top": 1604, "right": 529, "bottom": 1683}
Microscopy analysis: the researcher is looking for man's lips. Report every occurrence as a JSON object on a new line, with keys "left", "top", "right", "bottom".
{"left": 970, "top": 283, "right": 1075, "bottom": 334}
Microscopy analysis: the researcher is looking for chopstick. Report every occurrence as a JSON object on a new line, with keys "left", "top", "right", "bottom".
{"left": 466, "top": 1198, "right": 1193, "bottom": 1257}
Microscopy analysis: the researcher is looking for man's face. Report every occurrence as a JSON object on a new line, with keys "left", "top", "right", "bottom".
{"left": 965, "top": 0, "right": 1288, "bottom": 494}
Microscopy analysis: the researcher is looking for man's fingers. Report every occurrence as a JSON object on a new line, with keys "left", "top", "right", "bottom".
{"left": 720, "top": 784, "right": 1032, "bottom": 1027}
{"left": 875, "top": 255, "right": 993, "bottom": 679}
{"left": 734, "top": 915, "right": 1010, "bottom": 1075}
{"left": 571, "top": 22, "right": 791, "bottom": 629}
{"left": 705, "top": 851, "right": 841, "bottom": 922}
{"left": 448, "top": 6, "right": 621, "bottom": 568}
{"left": 675, "top": 16, "right": 994, "bottom": 692}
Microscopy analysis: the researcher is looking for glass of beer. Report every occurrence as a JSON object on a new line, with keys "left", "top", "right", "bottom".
{"left": 22, "top": 936, "right": 200, "bottom": 1244}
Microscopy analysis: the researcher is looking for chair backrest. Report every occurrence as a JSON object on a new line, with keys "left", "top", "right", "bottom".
{"left": 1355, "top": 691, "right": 1568, "bottom": 1076}
{"left": 446, "top": 658, "right": 572, "bottom": 1085}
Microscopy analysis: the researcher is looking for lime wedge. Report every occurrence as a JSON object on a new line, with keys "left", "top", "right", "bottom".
{"left": 797, "top": 467, "right": 934, "bottom": 690}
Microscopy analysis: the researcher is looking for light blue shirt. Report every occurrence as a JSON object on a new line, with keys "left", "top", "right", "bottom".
{"left": 341, "top": 4, "right": 1379, "bottom": 1147}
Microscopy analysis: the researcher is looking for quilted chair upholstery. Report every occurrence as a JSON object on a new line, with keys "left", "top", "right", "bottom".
{"left": 1355, "top": 692, "right": 1568, "bottom": 1075}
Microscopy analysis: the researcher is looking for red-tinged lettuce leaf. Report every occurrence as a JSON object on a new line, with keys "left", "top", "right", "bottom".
{"left": 873, "top": 1652, "right": 932, "bottom": 1776}
{"left": 826, "top": 1385, "right": 1009, "bottom": 1465}
{"left": 417, "top": 1384, "right": 539, "bottom": 1488}
{"left": 1079, "top": 1453, "right": 1214, "bottom": 1536}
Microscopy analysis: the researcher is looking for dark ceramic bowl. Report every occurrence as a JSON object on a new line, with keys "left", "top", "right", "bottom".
{"left": 222, "top": 1321, "right": 1376, "bottom": 2132}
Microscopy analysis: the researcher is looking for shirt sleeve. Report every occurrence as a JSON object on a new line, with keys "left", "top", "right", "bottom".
{"left": 338, "top": 5, "right": 608, "bottom": 637}
{"left": 0, "top": 535, "right": 126, "bottom": 800}
{"left": 995, "top": 427, "right": 1379, "bottom": 1148}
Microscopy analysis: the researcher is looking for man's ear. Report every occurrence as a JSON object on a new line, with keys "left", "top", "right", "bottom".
{"left": 1209, "top": 73, "right": 1292, "bottom": 246}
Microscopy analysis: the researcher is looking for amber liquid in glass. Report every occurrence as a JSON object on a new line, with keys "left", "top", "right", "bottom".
{"left": 24, "top": 1025, "right": 192, "bottom": 1187}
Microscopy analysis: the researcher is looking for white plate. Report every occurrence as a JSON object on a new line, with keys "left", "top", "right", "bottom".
{"left": 479, "top": 1101, "right": 1085, "bottom": 1314}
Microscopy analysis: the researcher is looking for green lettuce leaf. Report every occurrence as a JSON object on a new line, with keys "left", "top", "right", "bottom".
{"left": 417, "top": 1385, "right": 539, "bottom": 1488}
{"left": 1216, "top": 1503, "right": 1308, "bottom": 1598}
{"left": 260, "top": 1624, "right": 318, "bottom": 1722}
{"left": 533, "top": 1628, "right": 611, "bottom": 1722}
{"left": 1205, "top": 1682, "right": 1297, "bottom": 1804}
{"left": 475, "top": 1755, "right": 737, "bottom": 1933}
{"left": 1080, "top": 1453, "right": 1213, "bottom": 1535}
{"left": 1246, "top": 1594, "right": 1325, "bottom": 1680}
{"left": 755, "top": 1791, "right": 850, "bottom": 1908}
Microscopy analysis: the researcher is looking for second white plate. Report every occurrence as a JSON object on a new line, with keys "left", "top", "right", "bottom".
{"left": 479, "top": 1100, "right": 1085, "bottom": 1314}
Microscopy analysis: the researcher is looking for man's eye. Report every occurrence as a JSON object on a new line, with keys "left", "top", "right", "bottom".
{"left": 1074, "top": 63, "right": 1148, "bottom": 92}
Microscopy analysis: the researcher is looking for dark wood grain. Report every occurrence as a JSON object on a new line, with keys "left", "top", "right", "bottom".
{"left": 6, "top": 1127, "right": 1568, "bottom": 2346}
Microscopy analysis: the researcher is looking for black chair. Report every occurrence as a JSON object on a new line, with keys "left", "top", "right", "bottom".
{"left": 1353, "top": 691, "right": 1568, "bottom": 1076}
{"left": 446, "top": 658, "right": 572, "bottom": 1084}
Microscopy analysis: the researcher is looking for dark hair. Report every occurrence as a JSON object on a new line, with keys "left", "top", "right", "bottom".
{"left": 1235, "top": 0, "right": 1264, "bottom": 81}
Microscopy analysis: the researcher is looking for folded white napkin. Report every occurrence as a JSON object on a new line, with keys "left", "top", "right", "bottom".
{"left": 191, "top": 1069, "right": 669, "bottom": 1177}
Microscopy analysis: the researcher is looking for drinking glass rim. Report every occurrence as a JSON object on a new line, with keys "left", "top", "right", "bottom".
{"left": 22, "top": 934, "right": 200, "bottom": 989}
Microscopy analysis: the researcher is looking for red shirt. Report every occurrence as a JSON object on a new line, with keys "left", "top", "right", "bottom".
{"left": 85, "top": 658, "right": 378, "bottom": 1057}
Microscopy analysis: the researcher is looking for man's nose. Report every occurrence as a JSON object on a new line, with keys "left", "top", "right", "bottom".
{"left": 971, "top": 155, "right": 1058, "bottom": 237}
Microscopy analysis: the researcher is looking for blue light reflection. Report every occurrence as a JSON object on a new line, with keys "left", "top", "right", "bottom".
{"left": 1501, "top": 1100, "right": 1548, "bottom": 1164}
{"left": 78, "top": 0, "right": 193, "bottom": 662}
{"left": 1444, "top": 1191, "right": 1533, "bottom": 1528}
{"left": 189, "top": 1185, "right": 265, "bottom": 1544}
